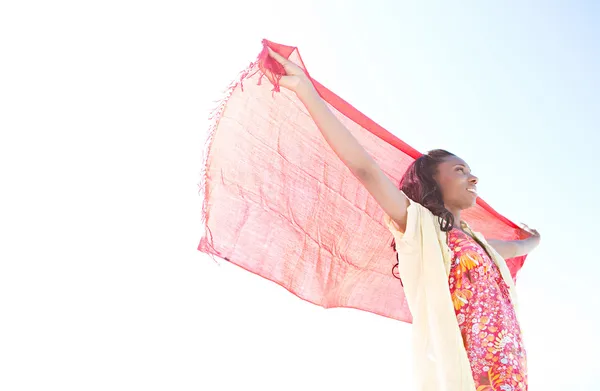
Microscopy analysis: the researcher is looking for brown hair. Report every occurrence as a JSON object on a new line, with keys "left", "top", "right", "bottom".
{"left": 391, "top": 149, "right": 456, "bottom": 281}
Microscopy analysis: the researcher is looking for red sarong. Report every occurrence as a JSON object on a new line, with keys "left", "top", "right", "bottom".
{"left": 198, "top": 39, "right": 527, "bottom": 322}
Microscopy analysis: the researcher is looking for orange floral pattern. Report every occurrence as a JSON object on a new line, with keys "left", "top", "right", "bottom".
{"left": 448, "top": 228, "right": 528, "bottom": 390}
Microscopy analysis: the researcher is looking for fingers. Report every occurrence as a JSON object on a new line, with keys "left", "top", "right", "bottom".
{"left": 519, "top": 222, "right": 540, "bottom": 236}
{"left": 267, "top": 46, "right": 288, "bottom": 65}
{"left": 519, "top": 222, "right": 531, "bottom": 231}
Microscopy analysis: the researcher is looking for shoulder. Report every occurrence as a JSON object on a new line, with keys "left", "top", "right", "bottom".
{"left": 384, "top": 194, "right": 439, "bottom": 248}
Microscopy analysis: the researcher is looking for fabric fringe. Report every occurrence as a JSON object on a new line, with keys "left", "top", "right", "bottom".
{"left": 197, "top": 39, "right": 285, "bottom": 263}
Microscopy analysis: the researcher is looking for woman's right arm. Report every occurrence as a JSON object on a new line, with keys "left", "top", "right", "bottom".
{"left": 296, "top": 83, "right": 410, "bottom": 232}
{"left": 263, "top": 46, "right": 410, "bottom": 232}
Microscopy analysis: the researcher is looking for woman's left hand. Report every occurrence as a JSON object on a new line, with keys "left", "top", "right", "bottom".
{"left": 519, "top": 223, "right": 541, "bottom": 247}
{"left": 520, "top": 223, "right": 540, "bottom": 238}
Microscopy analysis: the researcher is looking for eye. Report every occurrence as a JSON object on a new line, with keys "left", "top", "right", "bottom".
{"left": 456, "top": 167, "right": 465, "bottom": 173}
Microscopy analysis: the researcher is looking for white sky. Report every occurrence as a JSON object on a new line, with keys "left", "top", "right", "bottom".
{"left": 1, "top": 1, "right": 599, "bottom": 390}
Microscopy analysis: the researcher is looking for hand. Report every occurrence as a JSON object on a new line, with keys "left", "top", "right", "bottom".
{"left": 519, "top": 223, "right": 541, "bottom": 242}
{"left": 263, "top": 47, "right": 313, "bottom": 94}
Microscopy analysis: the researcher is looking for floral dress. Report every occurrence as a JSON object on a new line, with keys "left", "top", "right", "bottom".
{"left": 447, "top": 228, "right": 528, "bottom": 391}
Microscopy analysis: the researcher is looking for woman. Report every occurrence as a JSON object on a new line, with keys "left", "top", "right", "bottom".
{"left": 263, "top": 47, "right": 540, "bottom": 390}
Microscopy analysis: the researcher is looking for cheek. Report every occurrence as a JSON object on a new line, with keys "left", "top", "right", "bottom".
{"left": 439, "top": 174, "right": 465, "bottom": 197}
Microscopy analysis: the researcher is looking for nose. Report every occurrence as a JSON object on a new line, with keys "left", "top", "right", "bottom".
{"left": 469, "top": 174, "right": 478, "bottom": 185}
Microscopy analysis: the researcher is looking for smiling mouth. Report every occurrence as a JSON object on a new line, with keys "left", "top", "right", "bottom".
{"left": 467, "top": 188, "right": 477, "bottom": 195}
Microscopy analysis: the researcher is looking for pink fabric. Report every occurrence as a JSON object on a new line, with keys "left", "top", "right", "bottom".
{"left": 198, "top": 39, "right": 528, "bottom": 323}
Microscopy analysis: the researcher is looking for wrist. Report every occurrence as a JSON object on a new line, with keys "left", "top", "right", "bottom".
{"left": 295, "top": 79, "right": 318, "bottom": 99}
{"left": 524, "top": 235, "right": 541, "bottom": 251}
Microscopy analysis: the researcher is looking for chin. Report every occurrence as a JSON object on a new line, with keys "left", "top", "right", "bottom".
{"left": 467, "top": 198, "right": 478, "bottom": 208}
{"left": 461, "top": 197, "right": 478, "bottom": 209}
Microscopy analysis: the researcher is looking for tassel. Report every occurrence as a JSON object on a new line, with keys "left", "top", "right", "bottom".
{"left": 257, "top": 39, "right": 286, "bottom": 94}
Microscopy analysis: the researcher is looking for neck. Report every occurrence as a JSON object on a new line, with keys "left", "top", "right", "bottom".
{"left": 445, "top": 204, "right": 462, "bottom": 229}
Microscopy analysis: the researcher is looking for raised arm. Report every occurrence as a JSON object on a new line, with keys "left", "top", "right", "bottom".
{"left": 263, "top": 47, "right": 410, "bottom": 232}
{"left": 487, "top": 224, "right": 541, "bottom": 259}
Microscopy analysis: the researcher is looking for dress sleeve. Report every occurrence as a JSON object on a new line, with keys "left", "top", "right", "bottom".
{"left": 383, "top": 192, "right": 438, "bottom": 255}
{"left": 384, "top": 193, "right": 451, "bottom": 331}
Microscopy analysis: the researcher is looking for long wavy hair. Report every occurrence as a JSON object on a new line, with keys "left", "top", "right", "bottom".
{"left": 391, "top": 149, "right": 456, "bottom": 281}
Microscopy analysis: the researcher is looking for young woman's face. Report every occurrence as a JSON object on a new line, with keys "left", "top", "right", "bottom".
{"left": 434, "top": 155, "right": 479, "bottom": 210}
